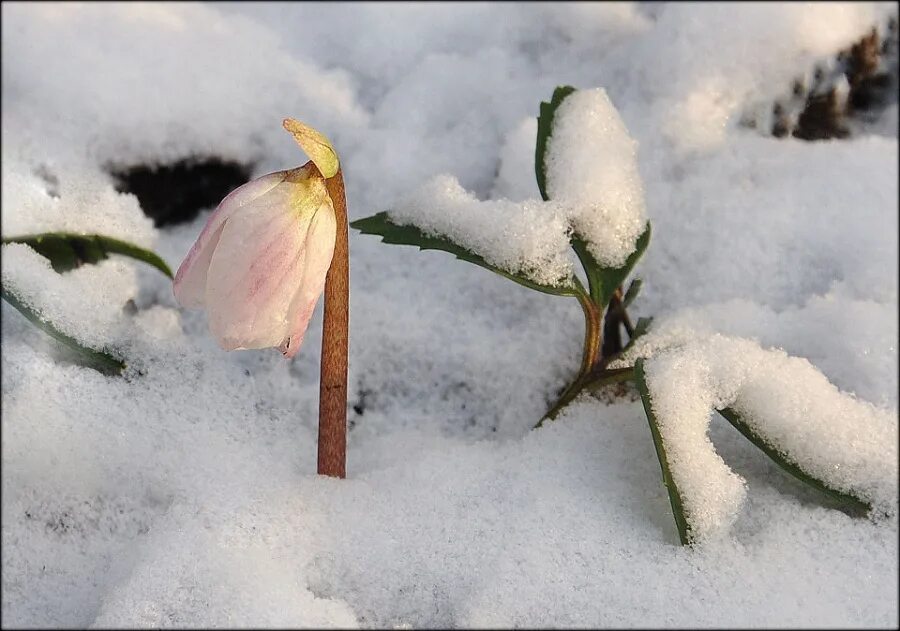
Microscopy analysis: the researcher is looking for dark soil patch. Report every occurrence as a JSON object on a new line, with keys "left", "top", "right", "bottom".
{"left": 109, "top": 157, "right": 253, "bottom": 227}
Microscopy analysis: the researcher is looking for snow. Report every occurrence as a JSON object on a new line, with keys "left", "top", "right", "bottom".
{"left": 2, "top": 2, "right": 898, "bottom": 628}
{"left": 545, "top": 88, "right": 647, "bottom": 267}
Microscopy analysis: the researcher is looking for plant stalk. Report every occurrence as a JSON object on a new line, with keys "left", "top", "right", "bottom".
{"left": 576, "top": 290, "right": 603, "bottom": 376}
{"left": 535, "top": 290, "right": 602, "bottom": 427}
{"left": 318, "top": 169, "right": 349, "bottom": 478}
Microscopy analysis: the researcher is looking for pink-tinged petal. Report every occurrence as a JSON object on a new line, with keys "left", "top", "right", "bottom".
{"left": 219, "top": 169, "right": 291, "bottom": 210}
{"left": 173, "top": 219, "right": 226, "bottom": 308}
{"left": 278, "top": 297, "right": 318, "bottom": 360}
{"left": 278, "top": 201, "right": 337, "bottom": 358}
{"left": 204, "top": 176, "right": 332, "bottom": 352}
{"left": 173, "top": 170, "right": 290, "bottom": 308}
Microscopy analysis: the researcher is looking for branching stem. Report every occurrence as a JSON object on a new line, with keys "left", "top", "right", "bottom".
{"left": 535, "top": 283, "right": 638, "bottom": 428}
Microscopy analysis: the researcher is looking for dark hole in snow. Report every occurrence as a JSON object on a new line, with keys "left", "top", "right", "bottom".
{"left": 108, "top": 157, "right": 253, "bottom": 227}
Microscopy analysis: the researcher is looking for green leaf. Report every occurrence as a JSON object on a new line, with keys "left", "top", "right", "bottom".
{"left": 535, "top": 85, "right": 577, "bottom": 202}
{"left": 716, "top": 407, "right": 870, "bottom": 516}
{"left": 350, "top": 212, "right": 580, "bottom": 297}
{"left": 634, "top": 358, "right": 691, "bottom": 545}
{"left": 632, "top": 317, "right": 653, "bottom": 340}
{"left": 624, "top": 316, "right": 654, "bottom": 353}
{"left": 571, "top": 222, "right": 651, "bottom": 308}
{"left": 3, "top": 233, "right": 173, "bottom": 278}
{"left": 622, "top": 278, "right": 642, "bottom": 308}
{"left": 1, "top": 286, "right": 125, "bottom": 376}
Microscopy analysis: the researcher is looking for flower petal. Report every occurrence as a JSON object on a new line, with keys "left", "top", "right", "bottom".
{"left": 278, "top": 201, "right": 337, "bottom": 358}
{"left": 173, "top": 170, "right": 289, "bottom": 308}
{"left": 203, "top": 176, "right": 332, "bottom": 352}
{"left": 283, "top": 118, "right": 340, "bottom": 178}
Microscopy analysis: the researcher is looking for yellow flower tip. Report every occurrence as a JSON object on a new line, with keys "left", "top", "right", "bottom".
{"left": 282, "top": 118, "right": 340, "bottom": 179}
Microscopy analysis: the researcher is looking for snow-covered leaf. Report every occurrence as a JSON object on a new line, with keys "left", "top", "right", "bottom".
{"left": 2, "top": 233, "right": 173, "bottom": 277}
{"left": 634, "top": 358, "right": 692, "bottom": 545}
{"left": 717, "top": 407, "right": 870, "bottom": 516}
{"left": 351, "top": 211, "right": 580, "bottom": 297}
{"left": 1, "top": 285, "right": 125, "bottom": 376}
{"left": 572, "top": 222, "right": 651, "bottom": 308}
{"left": 535, "top": 85, "right": 576, "bottom": 202}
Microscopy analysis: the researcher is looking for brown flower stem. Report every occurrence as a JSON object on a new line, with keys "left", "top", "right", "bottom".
{"left": 318, "top": 169, "right": 349, "bottom": 478}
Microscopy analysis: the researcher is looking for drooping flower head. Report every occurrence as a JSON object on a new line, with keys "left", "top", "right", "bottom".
{"left": 173, "top": 119, "right": 340, "bottom": 358}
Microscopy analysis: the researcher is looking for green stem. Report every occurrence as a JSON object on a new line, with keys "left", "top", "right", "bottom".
{"left": 535, "top": 375, "right": 588, "bottom": 428}
{"left": 535, "top": 367, "right": 635, "bottom": 428}
{"left": 534, "top": 287, "right": 601, "bottom": 428}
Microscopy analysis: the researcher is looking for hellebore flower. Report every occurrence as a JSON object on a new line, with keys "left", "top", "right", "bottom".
{"left": 173, "top": 119, "right": 340, "bottom": 358}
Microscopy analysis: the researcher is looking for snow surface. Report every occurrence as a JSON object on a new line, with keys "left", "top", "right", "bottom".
{"left": 2, "top": 2, "right": 898, "bottom": 628}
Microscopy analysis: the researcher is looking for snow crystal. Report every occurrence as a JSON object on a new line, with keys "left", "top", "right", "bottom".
{"left": 544, "top": 88, "right": 647, "bottom": 268}
{"left": 388, "top": 174, "right": 575, "bottom": 287}
{"left": 386, "top": 88, "right": 649, "bottom": 285}
{"left": 637, "top": 333, "right": 898, "bottom": 540}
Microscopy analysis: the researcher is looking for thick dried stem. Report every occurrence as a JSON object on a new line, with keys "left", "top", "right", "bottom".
{"left": 318, "top": 170, "right": 349, "bottom": 478}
